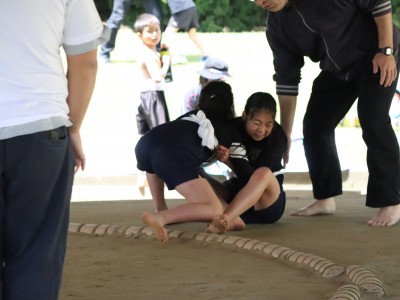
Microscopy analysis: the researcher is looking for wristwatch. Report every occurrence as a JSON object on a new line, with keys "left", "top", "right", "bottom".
{"left": 378, "top": 47, "right": 394, "bottom": 56}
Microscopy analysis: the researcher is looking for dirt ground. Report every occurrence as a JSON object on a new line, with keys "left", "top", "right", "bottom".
{"left": 61, "top": 191, "right": 400, "bottom": 300}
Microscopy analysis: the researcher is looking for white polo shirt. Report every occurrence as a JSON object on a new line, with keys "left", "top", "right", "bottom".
{"left": 0, "top": 0, "right": 105, "bottom": 139}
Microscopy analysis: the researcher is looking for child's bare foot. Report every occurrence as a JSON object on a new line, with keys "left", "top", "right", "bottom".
{"left": 367, "top": 204, "right": 400, "bottom": 227}
{"left": 155, "top": 204, "right": 168, "bottom": 213}
{"left": 138, "top": 186, "right": 145, "bottom": 197}
{"left": 207, "top": 214, "right": 228, "bottom": 234}
{"left": 142, "top": 212, "right": 168, "bottom": 243}
{"left": 290, "top": 198, "right": 336, "bottom": 216}
{"left": 137, "top": 171, "right": 148, "bottom": 196}
{"left": 229, "top": 217, "right": 246, "bottom": 231}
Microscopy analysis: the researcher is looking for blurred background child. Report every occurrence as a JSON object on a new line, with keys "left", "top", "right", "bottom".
{"left": 182, "top": 57, "right": 230, "bottom": 114}
{"left": 134, "top": 13, "right": 171, "bottom": 194}
{"left": 99, "top": 0, "right": 163, "bottom": 63}
{"left": 163, "top": 0, "right": 208, "bottom": 64}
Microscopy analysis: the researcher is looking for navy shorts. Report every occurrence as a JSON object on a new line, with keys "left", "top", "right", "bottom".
{"left": 240, "top": 191, "right": 286, "bottom": 224}
{"left": 167, "top": 7, "right": 199, "bottom": 31}
{"left": 135, "top": 121, "right": 206, "bottom": 190}
{"left": 225, "top": 177, "right": 286, "bottom": 224}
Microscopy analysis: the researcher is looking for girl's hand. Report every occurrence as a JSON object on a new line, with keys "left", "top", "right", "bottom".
{"left": 216, "top": 145, "right": 229, "bottom": 162}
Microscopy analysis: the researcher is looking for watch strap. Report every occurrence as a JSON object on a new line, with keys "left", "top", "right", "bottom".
{"left": 378, "top": 47, "right": 394, "bottom": 56}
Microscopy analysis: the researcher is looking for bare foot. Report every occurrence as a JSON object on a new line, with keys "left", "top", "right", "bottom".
{"left": 207, "top": 214, "right": 228, "bottom": 234}
{"left": 137, "top": 171, "right": 148, "bottom": 196}
{"left": 142, "top": 212, "right": 168, "bottom": 243}
{"left": 367, "top": 204, "right": 400, "bottom": 227}
{"left": 229, "top": 217, "right": 246, "bottom": 231}
{"left": 290, "top": 198, "right": 336, "bottom": 216}
{"left": 138, "top": 186, "right": 145, "bottom": 197}
{"left": 155, "top": 204, "right": 168, "bottom": 213}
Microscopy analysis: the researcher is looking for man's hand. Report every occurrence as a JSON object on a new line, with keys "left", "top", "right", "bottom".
{"left": 282, "top": 138, "right": 291, "bottom": 168}
{"left": 69, "top": 131, "right": 86, "bottom": 172}
{"left": 373, "top": 53, "right": 397, "bottom": 87}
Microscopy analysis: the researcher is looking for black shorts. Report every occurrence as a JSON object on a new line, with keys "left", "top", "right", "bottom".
{"left": 167, "top": 7, "right": 199, "bottom": 31}
{"left": 240, "top": 191, "right": 286, "bottom": 224}
{"left": 136, "top": 90, "right": 170, "bottom": 135}
{"left": 225, "top": 177, "right": 286, "bottom": 224}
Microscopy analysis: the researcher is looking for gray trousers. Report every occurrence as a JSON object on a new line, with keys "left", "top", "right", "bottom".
{"left": 100, "top": 0, "right": 163, "bottom": 57}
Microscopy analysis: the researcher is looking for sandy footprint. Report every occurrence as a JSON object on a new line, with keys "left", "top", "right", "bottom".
{"left": 142, "top": 212, "right": 168, "bottom": 243}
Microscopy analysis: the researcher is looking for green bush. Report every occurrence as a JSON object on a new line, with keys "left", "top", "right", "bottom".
{"left": 94, "top": 0, "right": 267, "bottom": 32}
{"left": 94, "top": 0, "right": 399, "bottom": 32}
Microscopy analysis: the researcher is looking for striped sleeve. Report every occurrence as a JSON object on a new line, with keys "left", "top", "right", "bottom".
{"left": 229, "top": 142, "right": 248, "bottom": 161}
{"left": 229, "top": 142, "right": 256, "bottom": 183}
{"left": 372, "top": 0, "right": 392, "bottom": 17}
{"left": 276, "top": 84, "right": 299, "bottom": 96}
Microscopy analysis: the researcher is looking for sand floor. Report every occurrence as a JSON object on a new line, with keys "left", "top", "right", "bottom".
{"left": 61, "top": 191, "right": 400, "bottom": 300}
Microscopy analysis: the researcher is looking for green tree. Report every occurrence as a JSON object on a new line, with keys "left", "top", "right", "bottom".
{"left": 393, "top": 0, "right": 400, "bottom": 25}
{"left": 93, "top": 0, "right": 400, "bottom": 32}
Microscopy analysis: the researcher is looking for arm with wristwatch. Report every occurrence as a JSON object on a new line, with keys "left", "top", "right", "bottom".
{"left": 373, "top": 12, "right": 397, "bottom": 87}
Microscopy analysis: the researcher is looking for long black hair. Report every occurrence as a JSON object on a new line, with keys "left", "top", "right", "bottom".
{"left": 244, "top": 92, "right": 277, "bottom": 120}
{"left": 244, "top": 92, "right": 288, "bottom": 163}
{"left": 198, "top": 81, "right": 235, "bottom": 121}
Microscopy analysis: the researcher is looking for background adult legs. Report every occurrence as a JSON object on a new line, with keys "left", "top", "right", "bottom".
{"left": 357, "top": 72, "right": 400, "bottom": 207}
{"left": 141, "top": 0, "right": 163, "bottom": 23}
{"left": 187, "top": 28, "right": 207, "bottom": 57}
{"left": 303, "top": 71, "right": 359, "bottom": 200}
{"left": 100, "top": 0, "right": 132, "bottom": 61}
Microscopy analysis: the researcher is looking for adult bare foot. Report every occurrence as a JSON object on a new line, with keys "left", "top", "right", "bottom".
{"left": 207, "top": 214, "right": 228, "bottom": 234}
{"left": 290, "top": 198, "right": 336, "bottom": 216}
{"left": 367, "top": 204, "right": 400, "bottom": 227}
{"left": 142, "top": 212, "right": 168, "bottom": 243}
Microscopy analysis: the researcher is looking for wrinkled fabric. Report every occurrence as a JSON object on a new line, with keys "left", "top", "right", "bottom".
{"left": 183, "top": 110, "right": 218, "bottom": 150}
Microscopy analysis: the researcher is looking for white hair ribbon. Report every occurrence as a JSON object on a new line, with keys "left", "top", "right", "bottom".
{"left": 182, "top": 110, "right": 218, "bottom": 150}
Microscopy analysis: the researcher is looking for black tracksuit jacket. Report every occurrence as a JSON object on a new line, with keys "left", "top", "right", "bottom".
{"left": 266, "top": 0, "right": 400, "bottom": 96}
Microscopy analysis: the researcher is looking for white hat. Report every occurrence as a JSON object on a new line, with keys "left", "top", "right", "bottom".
{"left": 198, "top": 57, "right": 230, "bottom": 80}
